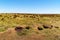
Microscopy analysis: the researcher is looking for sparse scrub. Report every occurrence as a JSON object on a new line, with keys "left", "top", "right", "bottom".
{"left": 0, "top": 14, "right": 60, "bottom": 40}
{"left": 0, "top": 27, "right": 7, "bottom": 32}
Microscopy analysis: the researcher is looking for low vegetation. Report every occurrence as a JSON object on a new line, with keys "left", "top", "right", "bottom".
{"left": 0, "top": 13, "right": 60, "bottom": 40}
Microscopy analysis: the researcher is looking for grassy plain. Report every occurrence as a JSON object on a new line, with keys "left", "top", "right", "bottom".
{"left": 0, "top": 13, "right": 60, "bottom": 40}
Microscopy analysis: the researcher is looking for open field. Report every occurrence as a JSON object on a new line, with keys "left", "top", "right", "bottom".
{"left": 0, "top": 13, "right": 60, "bottom": 40}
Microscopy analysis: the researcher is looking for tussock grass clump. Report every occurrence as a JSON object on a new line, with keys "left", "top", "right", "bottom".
{"left": 0, "top": 27, "right": 7, "bottom": 32}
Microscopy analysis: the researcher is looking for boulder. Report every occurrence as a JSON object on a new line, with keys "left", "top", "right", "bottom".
{"left": 15, "top": 26, "right": 23, "bottom": 32}
{"left": 25, "top": 26, "right": 30, "bottom": 30}
{"left": 37, "top": 27, "right": 43, "bottom": 30}
{"left": 42, "top": 24, "right": 53, "bottom": 29}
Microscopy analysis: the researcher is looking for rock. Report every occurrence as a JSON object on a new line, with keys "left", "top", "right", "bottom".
{"left": 25, "top": 26, "right": 31, "bottom": 30}
{"left": 43, "top": 24, "right": 53, "bottom": 29}
{"left": 13, "top": 15, "right": 17, "bottom": 18}
{"left": 15, "top": 26, "right": 23, "bottom": 32}
{"left": 55, "top": 26, "right": 59, "bottom": 28}
{"left": 37, "top": 27, "right": 43, "bottom": 30}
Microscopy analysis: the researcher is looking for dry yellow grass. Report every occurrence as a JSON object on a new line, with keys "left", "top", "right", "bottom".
{"left": 0, "top": 13, "right": 60, "bottom": 40}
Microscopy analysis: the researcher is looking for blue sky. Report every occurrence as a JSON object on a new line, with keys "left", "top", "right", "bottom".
{"left": 0, "top": 0, "right": 60, "bottom": 13}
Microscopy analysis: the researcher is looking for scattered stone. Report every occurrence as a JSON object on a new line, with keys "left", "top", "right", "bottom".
{"left": 25, "top": 26, "right": 30, "bottom": 30}
{"left": 55, "top": 26, "right": 59, "bottom": 28}
{"left": 15, "top": 26, "right": 23, "bottom": 32}
{"left": 37, "top": 27, "right": 43, "bottom": 30}
{"left": 43, "top": 24, "right": 53, "bottom": 29}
